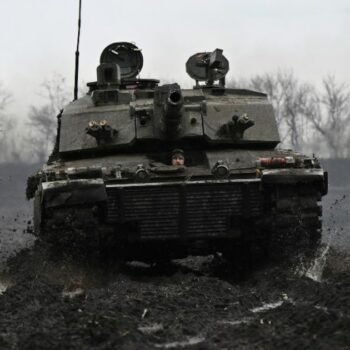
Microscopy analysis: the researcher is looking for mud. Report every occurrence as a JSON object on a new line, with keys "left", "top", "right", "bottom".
{"left": 0, "top": 244, "right": 350, "bottom": 350}
{"left": 0, "top": 163, "right": 350, "bottom": 349}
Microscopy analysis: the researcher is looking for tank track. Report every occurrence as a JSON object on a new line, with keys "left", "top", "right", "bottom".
{"left": 222, "top": 184, "right": 322, "bottom": 268}
{"left": 40, "top": 205, "right": 183, "bottom": 261}
{"left": 41, "top": 205, "right": 110, "bottom": 257}
{"left": 268, "top": 184, "right": 322, "bottom": 260}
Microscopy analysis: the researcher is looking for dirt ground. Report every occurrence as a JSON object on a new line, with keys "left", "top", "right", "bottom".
{"left": 0, "top": 164, "right": 350, "bottom": 350}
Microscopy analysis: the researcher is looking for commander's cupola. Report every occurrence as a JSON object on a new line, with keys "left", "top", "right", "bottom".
{"left": 88, "top": 42, "right": 159, "bottom": 105}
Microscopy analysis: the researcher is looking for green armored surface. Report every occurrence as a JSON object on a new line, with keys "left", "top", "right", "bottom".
{"left": 28, "top": 42, "right": 328, "bottom": 262}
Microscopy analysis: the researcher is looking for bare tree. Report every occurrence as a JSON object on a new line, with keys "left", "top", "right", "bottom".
{"left": 0, "top": 83, "right": 16, "bottom": 162}
{"left": 27, "top": 74, "right": 70, "bottom": 162}
{"left": 306, "top": 76, "right": 350, "bottom": 158}
{"left": 249, "top": 73, "right": 285, "bottom": 127}
{"left": 0, "top": 82, "right": 12, "bottom": 133}
{"left": 0, "top": 82, "right": 11, "bottom": 112}
{"left": 227, "top": 71, "right": 313, "bottom": 150}
{"left": 248, "top": 71, "right": 313, "bottom": 151}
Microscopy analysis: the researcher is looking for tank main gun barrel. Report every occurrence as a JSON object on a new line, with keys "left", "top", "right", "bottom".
{"left": 161, "top": 85, "right": 184, "bottom": 138}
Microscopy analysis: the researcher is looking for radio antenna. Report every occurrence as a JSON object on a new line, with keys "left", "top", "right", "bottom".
{"left": 73, "top": 0, "right": 82, "bottom": 101}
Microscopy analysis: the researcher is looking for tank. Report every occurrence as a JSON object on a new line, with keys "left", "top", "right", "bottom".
{"left": 27, "top": 42, "right": 328, "bottom": 262}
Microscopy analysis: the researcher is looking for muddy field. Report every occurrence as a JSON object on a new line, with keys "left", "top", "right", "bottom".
{"left": 0, "top": 162, "right": 349, "bottom": 349}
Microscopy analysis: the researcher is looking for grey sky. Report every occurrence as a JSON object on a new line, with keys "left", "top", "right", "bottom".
{"left": 0, "top": 0, "right": 349, "bottom": 117}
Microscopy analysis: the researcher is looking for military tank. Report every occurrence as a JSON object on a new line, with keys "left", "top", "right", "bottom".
{"left": 27, "top": 42, "right": 328, "bottom": 262}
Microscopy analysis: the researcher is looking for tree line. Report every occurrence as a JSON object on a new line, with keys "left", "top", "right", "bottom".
{"left": 0, "top": 72, "right": 349, "bottom": 163}
{"left": 227, "top": 72, "right": 350, "bottom": 158}
{"left": 0, "top": 75, "right": 70, "bottom": 163}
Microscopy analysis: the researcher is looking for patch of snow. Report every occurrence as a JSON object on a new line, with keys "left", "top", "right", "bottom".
{"left": 154, "top": 336, "right": 205, "bottom": 349}
{"left": 62, "top": 287, "right": 85, "bottom": 298}
{"left": 250, "top": 301, "right": 284, "bottom": 313}
{"left": 314, "top": 305, "right": 328, "bottom": 313}
{"left": 217, "top": 318, "right": 251, "bottom": 326}
{"left": 138, "top": 323, "right": 164, "bottom": 334}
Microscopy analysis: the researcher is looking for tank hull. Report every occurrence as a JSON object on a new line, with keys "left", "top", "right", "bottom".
{"left": 34, "top": 173, "right": 324, "bottom": 262}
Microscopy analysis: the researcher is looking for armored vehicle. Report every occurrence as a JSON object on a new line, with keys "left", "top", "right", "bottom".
{"left": 27, "top": 42, "right": 328, "bottom": 262}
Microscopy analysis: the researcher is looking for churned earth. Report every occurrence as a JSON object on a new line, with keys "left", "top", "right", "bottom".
{"left": 0, "top": 163, "right": 349, "bottom": 350}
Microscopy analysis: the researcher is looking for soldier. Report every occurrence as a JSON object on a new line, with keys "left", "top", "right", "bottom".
{"left": 171, "top": 149, "right": 185, "bottom": 166}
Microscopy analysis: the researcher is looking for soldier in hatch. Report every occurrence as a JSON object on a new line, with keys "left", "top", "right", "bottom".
{"left": 171, "top": 149, "right": 185, "bottom": 166}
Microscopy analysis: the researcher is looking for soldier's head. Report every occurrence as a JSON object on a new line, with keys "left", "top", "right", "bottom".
{"left": 171, "top": 149, "right": 185, "bottom": 166}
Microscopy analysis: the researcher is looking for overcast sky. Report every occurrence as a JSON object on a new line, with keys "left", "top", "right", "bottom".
{"left": 0, "top": 0, "right": 349, "bottom": 117}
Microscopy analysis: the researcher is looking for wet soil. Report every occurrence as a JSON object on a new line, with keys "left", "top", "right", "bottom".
{"left": 0, "top": 244, "right": 349, "bottom": 350}
{"left": 0, "top": 164, "right": 350, "bottom": 349}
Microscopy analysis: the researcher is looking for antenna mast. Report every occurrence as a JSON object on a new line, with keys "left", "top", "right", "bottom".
{"left": 73, "top": 0, "right": 82, "bottom": 101}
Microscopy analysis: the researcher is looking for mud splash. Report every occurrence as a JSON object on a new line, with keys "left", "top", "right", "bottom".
{"left": 0, "top": 280, "right": 10, "bottom": 295}
{"left": 296, "top": 194, "right": 348, "bottom": 282}
{"left": 305, "top": 244, "right": 330, "bottom": 282}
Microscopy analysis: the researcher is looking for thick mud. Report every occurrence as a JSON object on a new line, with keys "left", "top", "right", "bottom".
{"left": 0, "top": 163, "right": 350, "bottom": 349}
{"left": 0, "top": 244, "right": 349, "bottom": 350}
